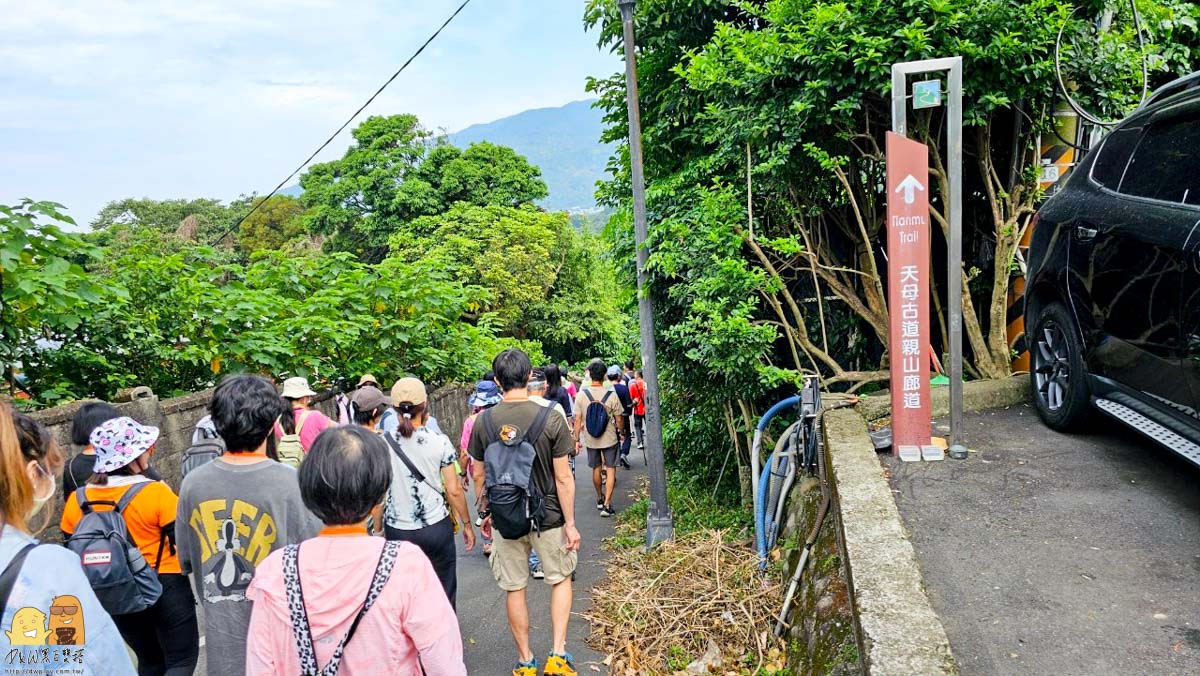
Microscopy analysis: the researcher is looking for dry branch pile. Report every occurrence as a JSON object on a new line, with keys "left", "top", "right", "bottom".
{"left": 585, "top": 530, "right": 788, "bottom": 675}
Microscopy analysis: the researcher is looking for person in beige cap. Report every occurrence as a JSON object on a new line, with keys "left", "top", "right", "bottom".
{"left": 357, "top": 374, "right": 380, "bottom": 389}
{"left": 381, "top": 377, "right": 474, "bottom": 608}
{"left": 274, "top": 376, "right": 335, "bottom": 453}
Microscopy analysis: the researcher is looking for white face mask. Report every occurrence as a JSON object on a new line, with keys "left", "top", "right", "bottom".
{"left": 28, "top": 462, "right": 54, "bottom": 519}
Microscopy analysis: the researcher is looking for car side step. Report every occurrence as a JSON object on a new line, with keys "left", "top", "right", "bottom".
{"left": 1094, "top": 398, "right": 1200, "bottom": 468}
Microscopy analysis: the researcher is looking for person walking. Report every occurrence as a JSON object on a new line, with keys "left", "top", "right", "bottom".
{"left": 60, "top": 417, "right": 198, "bottom": 676}
{"left": 525, "top": 369, "right": 575, "bottom": 580}
{"left": 61, "top": 402, "right": 120, "bottom": 498}
{"left": 461, "top": 377, "right": 503, "bottom": 556}
{"left": 575, "top": 360, "right": 624, "bottom": 518}
{"left": 382, "top": 377, "right": 475, "bottom": 609}
{"left": 245, "top": 426, "right": 466, "bottom": 675}
{"left": 176, "top": 375, "right": 323, "bottom": 676}
{"left": 350, "top": 385, "right": 392, "bottom": 433}
{"left": 467, "top": 349, "right": 581, "bottom": 676}
{"left": 0, "top": 403, "right": 134, "bottom": 674}
{"left": 275, "top": 376, "right": 335, "bottom": 454}
{"left": 543, "top": 364, "right": 573, "bottom": 419}
{"left": 628, "top": 370, "right": 648, "bottom": 455}
{"left": 607, "top": 365, "right": 635, "bottom": 470}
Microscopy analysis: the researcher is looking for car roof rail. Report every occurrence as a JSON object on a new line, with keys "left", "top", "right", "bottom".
{"left": 1138, "top": 70, "right": 1200, "bottom": 111}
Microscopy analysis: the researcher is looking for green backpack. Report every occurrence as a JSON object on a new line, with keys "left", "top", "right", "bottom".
{"left": 277, "top": 410, "right": 311, "bottom": 468}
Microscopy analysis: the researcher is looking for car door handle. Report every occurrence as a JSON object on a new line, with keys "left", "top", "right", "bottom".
{"left": 1075, "top": 225, "right": 1098, "bottom": 241}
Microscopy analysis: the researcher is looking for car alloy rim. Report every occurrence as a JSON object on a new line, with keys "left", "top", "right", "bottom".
{"left": 1034, "top": 320, "right": 1070, "bottom": 411}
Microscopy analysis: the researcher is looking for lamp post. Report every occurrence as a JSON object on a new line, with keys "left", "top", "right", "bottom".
{"left": 617, "top": 0, "right": 674, "bottom": 547}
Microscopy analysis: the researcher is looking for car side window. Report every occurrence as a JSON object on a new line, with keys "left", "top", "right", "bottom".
{"left": 1091, "top": 127, "right": 1141, "bottom": 190}
{"left": 1118, "top": 114, "right": 1200, "bottom": 207}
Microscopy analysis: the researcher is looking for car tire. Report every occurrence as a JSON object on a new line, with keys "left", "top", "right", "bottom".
{"left": 1029, "top": 301, "right": 1092, "bottom": 431}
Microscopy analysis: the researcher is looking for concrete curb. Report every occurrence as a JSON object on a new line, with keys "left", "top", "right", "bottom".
{"left": 825, "top": 407, "right": 957, "bottom": 675}
{"left": 856, "top": 374, "right": 1030, "bottom": 423}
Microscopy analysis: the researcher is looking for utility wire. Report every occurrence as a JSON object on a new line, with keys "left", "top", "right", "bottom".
{"left": 215, "top": 0, "right": 473, "bottom": 245}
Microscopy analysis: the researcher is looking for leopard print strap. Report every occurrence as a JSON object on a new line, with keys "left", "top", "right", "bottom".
{"left": 284, "top": 541, "right": 402, "bottom": 676}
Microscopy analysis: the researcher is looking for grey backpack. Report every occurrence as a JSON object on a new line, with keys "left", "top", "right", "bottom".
{"left": 481, "top": 406, "right": 553, "bottom": 540}
{"left": 181, "top": 416, "right": 225, "bottom": 480}
{"left": 66, "top": 483, "right": 163, "bottom": 616}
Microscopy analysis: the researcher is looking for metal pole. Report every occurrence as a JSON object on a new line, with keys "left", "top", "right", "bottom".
{"left": 946, "top": 58, "right": 966, "bottom": 458}
{"left": 891, "top": 57, "right": 966, "bottom": 458}
{"left": 617, "top": 0, "right": 674, "bottom": 547}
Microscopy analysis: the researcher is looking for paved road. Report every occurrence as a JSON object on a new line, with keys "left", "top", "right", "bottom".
{"left": 884, "top": 404, "right": 1200, "bottom": 676}
{"left": 458, "top": 460, "right": 640, "bottom": 674}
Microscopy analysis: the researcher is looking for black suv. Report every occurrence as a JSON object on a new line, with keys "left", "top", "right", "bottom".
{"left": 1025, "top": 72, "right": 1200, "bottom": 469}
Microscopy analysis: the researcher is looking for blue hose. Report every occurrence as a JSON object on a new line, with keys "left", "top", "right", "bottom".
{"left": 754, "top": 395, "right": 800, "bottom": 565}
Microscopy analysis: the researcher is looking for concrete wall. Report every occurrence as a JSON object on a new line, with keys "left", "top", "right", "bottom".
{"left": 32, "top": 383, "right": 472, "bottom": 533}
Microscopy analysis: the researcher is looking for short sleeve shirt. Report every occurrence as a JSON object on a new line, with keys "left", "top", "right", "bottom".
{"left": 61, "top": 476, "right": 181, "bottom": 574}
{"left": 573, "top": 386, "right": 624, "bottom": 449}
{"left": 467, "top": 400, "right": 574, "bottom": 530}
{"left": 383, "top": 428, "right": 457, "bottom": 530}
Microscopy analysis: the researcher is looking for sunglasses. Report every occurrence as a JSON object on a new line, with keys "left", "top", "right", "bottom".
{"left": 50, "top": 606, "right": 79, "bottom": 616}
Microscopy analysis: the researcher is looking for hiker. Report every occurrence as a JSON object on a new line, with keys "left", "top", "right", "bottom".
{"left": 461, "top": 377, "right": 503, "bottom": 556}
{"left": 543, "top": 364, "right": 573, "bottom": 418}
{"left": 379, "top": 375, "right": 446, "bottom": 437}
{"left": 275, "top": 376, "right": 335, "bottom": 455}
{"left": 0, "top": 404, "right": 134, "bottom": 672}
{"left": 350, "top": 385, "right": 391, "bottom": 433}
{"left": 526, "top": 369, "right": 574, "bottom": 581}
{"left": 245, "top": 426, "right": 466, "bottom": 675}
{"left": 468, "top": 348, "right": 580, "bottom": 676}
{"left": 176, "top": 375, "right": 322, "bottom": 676}
{"left": 608, "top": 365, "right": 635, "bottom": 470}
{"left": 382, "top": 377, "right": 475, "bottom": 609}
{"left": 60, "top": 417, "right": 199, "bottom": 675}
{"left": 575, "top": 360, "right": 625, "bottom": 517}
{"left": 629, "top": 370, "right": 647, "bottom": 452}
{"left": 61, "top": 402, "right": 121, "bottom": 498}
{"left": 623, "top": 360, "right": 635, "bottom": 387}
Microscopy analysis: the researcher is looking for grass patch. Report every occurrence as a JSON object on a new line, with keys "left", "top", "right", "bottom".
{"left": 609, "top": 475, "right": 752, "bottom": 550}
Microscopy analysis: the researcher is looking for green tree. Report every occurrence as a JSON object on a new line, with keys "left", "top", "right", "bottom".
{"left": 585, "top": 0, "right": 1200, "bottom": 501}
{"left": 237, "top": 195, "right": 309, "bottom": 254}
{"left": 90, "top": 197, "right": 238, "bottom": 244}
{"left": 1, "top": 200, "right": 123, "bottom": 400}
{"left": 300, "top": 115, "right": 548, "bottom": 260}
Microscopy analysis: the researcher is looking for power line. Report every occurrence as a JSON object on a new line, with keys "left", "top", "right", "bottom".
{"left": 215, "top": 0, "right": 473, "bottom": 245}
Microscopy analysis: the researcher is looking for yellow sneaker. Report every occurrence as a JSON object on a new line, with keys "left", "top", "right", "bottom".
{"left": 512, "top": 658, "right": 537, "bottom": 676}
{"left": 544, "top": 652, "right": 577, "bottom": 675}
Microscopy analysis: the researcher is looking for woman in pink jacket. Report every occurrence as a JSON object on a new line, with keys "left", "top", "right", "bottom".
{"left": 245, "top": 426, "right": 465, "bottom": 675}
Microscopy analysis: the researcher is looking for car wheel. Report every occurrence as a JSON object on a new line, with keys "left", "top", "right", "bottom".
{"left": 1029, "top": 301, "right": 1092, "bottom": 430}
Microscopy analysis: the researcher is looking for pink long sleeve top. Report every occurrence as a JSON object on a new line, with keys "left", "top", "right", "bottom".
{"left": 245, "top": 534, "right": 466, "bottom": 675}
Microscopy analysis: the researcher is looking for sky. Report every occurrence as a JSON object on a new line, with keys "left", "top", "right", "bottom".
{"left": 0, "top": 0, "right": 620, "bottom": 229}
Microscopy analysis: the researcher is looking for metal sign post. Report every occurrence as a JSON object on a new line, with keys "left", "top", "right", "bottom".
{"left": 891, "top": 57, "right": 967, "bottom": 459}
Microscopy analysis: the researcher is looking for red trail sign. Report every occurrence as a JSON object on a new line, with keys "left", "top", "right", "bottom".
{"left": 886, "top": 132, "right": 932, "bottom": 450}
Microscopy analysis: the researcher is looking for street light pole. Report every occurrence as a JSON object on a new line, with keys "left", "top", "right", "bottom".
{"left": 617, "top": 0, "right": 674, "bottom": 547}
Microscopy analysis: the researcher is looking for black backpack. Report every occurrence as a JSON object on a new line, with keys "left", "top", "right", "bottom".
{"left": 583, "top": 389, "right": 614, "bottom": 439}
{"left": 480, "top": 406, "right": 553, "bottom": 540}
{"left": 65, "top": 483, "right": 164, "bottom": 616}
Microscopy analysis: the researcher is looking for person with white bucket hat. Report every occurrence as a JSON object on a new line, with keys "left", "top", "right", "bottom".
{"left": 274, "top": 377, "right": 335, "bottom": 454}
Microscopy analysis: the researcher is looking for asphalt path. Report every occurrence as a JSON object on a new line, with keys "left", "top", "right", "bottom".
{"left": 884, "top": 404, "right": 1200, "bottom": 675}
{"left": 457, "top": 459, "right": 640, "bottom": 674}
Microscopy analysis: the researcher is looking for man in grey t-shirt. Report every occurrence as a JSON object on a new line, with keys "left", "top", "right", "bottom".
{"left": 176, "top": 376, "right": 321, "bottom": 676}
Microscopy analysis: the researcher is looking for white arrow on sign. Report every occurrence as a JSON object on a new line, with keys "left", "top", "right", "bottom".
{"left": 895, "top": 174, "right": 925, "bottom": 205}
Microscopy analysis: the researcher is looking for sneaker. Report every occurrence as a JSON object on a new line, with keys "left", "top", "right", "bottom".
{"left": 619, "top": 458, "right": 631, "bottom": 470}
{"left": 600, "top": 505, "right": 616, "bottom": 518}
{"left": 531, "top": 566, "right": 545, "bottom": 580}
{"left": 596, "top": 499, "right": 604, "bottom": 510}
{"left": 512, "top": 658, "right": 538, "bottom": 676}
{"left": 474, "top": 515, "right": 484, "bottom": 527}
{"left": 544, "top": 651, "right": 576, "bottom": 675}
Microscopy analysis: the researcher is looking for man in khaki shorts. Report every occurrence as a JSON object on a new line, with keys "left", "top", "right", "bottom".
{"left": 468, "top": 348, "right": 581, "bottom": 676}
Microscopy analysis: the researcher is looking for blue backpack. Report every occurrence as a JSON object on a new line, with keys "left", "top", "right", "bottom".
{"left": 66, "top": 483, "right": 164, "bottom": 616}
{"left": 583, "top": 389, "right": 614, "bottom": 439}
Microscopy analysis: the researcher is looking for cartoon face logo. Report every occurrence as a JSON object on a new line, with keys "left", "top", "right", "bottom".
{"left": 499, "top": 424, "right": 521, "bottom": 446}
{"left": 5, "top": 607, "right": 49, "bottom": 645}
{"left": 48, "top": 595, "right": 84, "bottom": 645}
